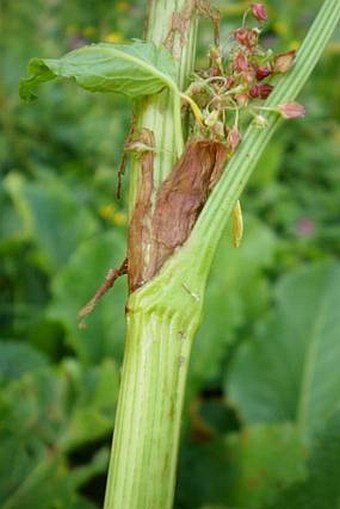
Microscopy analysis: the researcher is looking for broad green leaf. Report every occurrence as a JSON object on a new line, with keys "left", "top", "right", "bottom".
{"left": 0, "top": 341, "right": 48, "bottom": 383}
{"left": 1, "top": 453, "right": 74, "bottom": 509}
{"left": 19, "top": 41, "right": 177, "bottom": 102}
{"left": 225, "top": 423, "right": 306, "bottom": 508}
{"left": 189, "top": 215, "right": 276, "bottom": 394}
{"left": 48, "top": 231, "right": 126, "bottom": 363}
{"left": 0, "top": 361, "right": 116, "bottom": 507}
{"left": 61, "top": 359, "right": 119, "bottom": 448}
{"left": 176, "top": 423, "right": 305, "bottom": 509}
{"left": 227, "top": 262, "right": 340, "bottom": 438}
{"left": 70, "top": 496, "right": 100, "bottom": 509}
{"left": 269, "top": 410, "right": 340, "bottom": 508}
{"left": 176, "top": 437, "right": 233, "bottom": 509}
{"left": 4, "top": 173, "right": 98, "bottom": 272}
{"left": 1, "top": 448, "right": 104, "bottom": 509}
{"left": 0, "top": 369, "right": 68, "bottom": 505}
{"left": 198, "top": 506, "right": 228, "bottom": 509}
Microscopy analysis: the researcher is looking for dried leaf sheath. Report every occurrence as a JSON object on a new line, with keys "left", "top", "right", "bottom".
{"left": 128, "top": 139, "right": 229, "bottom": 292}
{"left": 78, "top": 138, "right": 228, "bottom": 317}
{"left": 127, "top": 129, "right": 156, "bottom": 292}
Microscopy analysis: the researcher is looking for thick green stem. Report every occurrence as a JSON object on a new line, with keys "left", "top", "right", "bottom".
{"left": 104, "top": 297, "right": 201, "bottom": 509}
{"left": 129, "top": 0, "right": 197, "bottom": 207}
{"left": 104, "top": 1, "right": 198, "bottom": 508}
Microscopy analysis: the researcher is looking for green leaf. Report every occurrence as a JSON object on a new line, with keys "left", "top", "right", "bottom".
{"left": 4, "top": 173, "right": 99, "bottom": 272}
{"left": 0, "top": 453, "right": 74, "bottom": 509}
{"left": 189, "top": 215, "right": 276, "bottom": 393}
{"left": 269, "top": 410, "right": 340, "bottom": 508}
{"left": 61, "top": 359, "right": 119, "bottom": 448}
{"left": 0, "top": 361, "right": 115, "bottom": 507}
{"left": 226, "top": 423, "right": 306, "bottom": 508}
{"left": 0, "top": 341, "right": 48, "bottom": 383}
{"left": 48, "top": 231, "right": 126, "bottom": 363}
{"left": 0, "top": 369, "right": 68, "bottom": 505}
{"left": 227, "top": 262, "right": 340, "bottom": 438}
{"left": 19, "top": 41, "right": 177, "bottom": 102}
{"left": 176, "top": 437, "right": 233, "bottom": 509}
{"left": 176, "top": 423, "right": 305, "bottom": 509}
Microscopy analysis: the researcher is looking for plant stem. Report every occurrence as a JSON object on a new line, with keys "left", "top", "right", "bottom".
{"left": 104, "top": 298, "right": 201, "bottom": 509}
{"left": 104, "top": 1, "right": 198, "bottom": 508}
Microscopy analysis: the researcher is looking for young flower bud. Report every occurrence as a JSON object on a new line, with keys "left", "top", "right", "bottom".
{"left": 277, "top": 101, "right": 305, "bottom": 119}
{"left": 227, "top": 126, "right": 241, "bottom": 152}
{"left": 233, "top": 52, "right": 248, "bottom": 72}
{"left": 233, "top": 27, "right": 259, "bottom": 50}
{"left": 224, "top": 76, "right": 236, "bottom": 90}
{"left": 209, "top": 46, "right": 223, "bottom": 75}
{"left": 255, "top": 65, "right": 272, "bottom": 80}
{"left": 253, "top": 114, "right": 268, "bottom": 128}
{"left": 235, "top": 92, "right": 249, "bottom": 107}
{"left": 250, "top": 3, "right": 268, "bottom": 22}
{"left": 211, "top": 121, "right": 225, "bottom": 139}
{"left": 249, "top": 83, "right": 273, "bottom": 99}
{"left": 273, "top": 49, "right": 296, "bottom": 73}
{"left": 204, "top": 109, "right": 220, "bottom": 128}
{"left": 241, "top": 69, "right": 255, "bottom": 85}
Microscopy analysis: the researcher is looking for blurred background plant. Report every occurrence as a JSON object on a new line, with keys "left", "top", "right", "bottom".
{"left": 1, "top": 1, "right": 339, "bottom": 508}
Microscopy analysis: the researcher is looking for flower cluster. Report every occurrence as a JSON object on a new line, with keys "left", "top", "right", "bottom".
{"left": 186, "top": 3, "right": 304, "bottom": 151}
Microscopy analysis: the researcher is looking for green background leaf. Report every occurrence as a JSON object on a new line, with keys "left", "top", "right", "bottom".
{"left": 269, "top": 410, "right": 340, "bottom": 508}
{"left": 48, "top": 230, "right": 127, "bottom": 363}
{"left": 0, "top": 360, "right": 117, "bottom": 508}
{"left": 189, "top": 215, "right": 276, "bottom": 394}
{"left": 225, "top": 423, "right": 306, "bottom": 508}
{"left": 0, "top": 341, "right": 48, "bottom": 383}
{"left": 4, "top": 173, "right": 99, "bottom": 272}
{"left": 227, "top": 262, "right": 340, "bottom": 438}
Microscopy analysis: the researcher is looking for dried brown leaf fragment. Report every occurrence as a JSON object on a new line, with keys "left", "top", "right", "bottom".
{"left": 128, "top": 138, "right": 228, "bottom": 291}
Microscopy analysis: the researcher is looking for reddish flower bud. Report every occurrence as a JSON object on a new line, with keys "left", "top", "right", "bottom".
{"left": 209, "top": 46, "right": 221, "bottom": 61}
{"left": 235, "top": 93, "right": 249, "bottom": 107}
{"left": 273, "top": 50, "right": 296, "bottom": 73}
{"left": 227, "top": 126, "right": 241, "bottom": 152}
{"left": 241, "top": 69, "right": 255, "bottom": 85}
{"left": 277, "top": 101, "right": 305, "bottom": 119}
{"left": 255, "top": 65, "right": 272, "bottom": 80}
{"left": 249, "top": 83, "right": 273, "bottom": 99}
{"left": 224, "top": 76, "right": 236, "bottom": 89}
{"left": 233, "top": 27, "right": 259, "bottom": 50}
{"left": 250, "top": 3, "right": 268, "bottom": 22}
{"left": 209, "top": 46, "right": 223, "bottom": 75}
{"left": 233, "top": 52, "right": 248, "bottom": 72}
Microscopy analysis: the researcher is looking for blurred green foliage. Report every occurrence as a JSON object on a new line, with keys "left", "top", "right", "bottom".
{"left": 1, "top": 0, "right": 340, "bottom": 507}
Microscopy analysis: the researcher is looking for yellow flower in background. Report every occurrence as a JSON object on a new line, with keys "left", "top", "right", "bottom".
{"left": 273, "top": 21, "right": 288, "bottom": 35}
{"left": 112, "top": 211, "right": 128, "bottom": 226}
{"left": 99, "top": 204, "right": 127, "bottom": 226}
{"left": 66, "top": 25, "right": 78, "bottom": 36}
{"left": 83, "top": 26, "right": 97, "bottom": 38}
{"left": 103, "top": 32, "right": 123, "bottom": 44}
{"left": 117, "top": 2, "right": 131, "bottom": 13}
